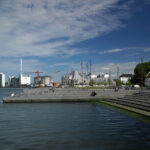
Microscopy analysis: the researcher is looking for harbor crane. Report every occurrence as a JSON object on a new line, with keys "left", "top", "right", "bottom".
{"left": 25, "top": 71, "right": 43, "bottom": 84}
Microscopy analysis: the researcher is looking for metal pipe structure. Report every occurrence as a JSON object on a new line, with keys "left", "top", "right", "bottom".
{"left": 81, "top": 62, "right": 83, "bottom": 87}
{"left": 55, "top": 71, "right": 60, "bottom": 84}
{"left": 141, "top": 57, "right": 143, "bottom": 90}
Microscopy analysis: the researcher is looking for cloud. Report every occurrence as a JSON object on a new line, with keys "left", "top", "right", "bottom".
{"left": 100, "top": 48, "right": 126, "bottom": 54}
{"left": 99, "top": 47, "right": 138, "bottom": 54}
{"left": 99, "top": 47, "right": 150, "bottom": 54}
{"left": 144, "top": 48, "right": 150, "bottom": 52}
{"left": 93, "top": 62, "right": 138, "bottom": 77}
{"left": 0, "top": 0, "right": 134, "bottom": 57}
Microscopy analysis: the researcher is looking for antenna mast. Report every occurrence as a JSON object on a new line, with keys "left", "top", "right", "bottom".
{"left": 117, "top": 66, "right": 119, "bottom": 79}
{"left": 81, "top": 61, "right": 83, "bottom": 87}
{"left": 141, "top": 57, "right": 143, "bottom": 90}
{"left": 90, "top": 58, "right": 92, "bottom": 82}
{"left": 20, "top": 58, "right": 22, "bottom": 75}
{"left": 55, "top": 70, "right": 60, "bottom": 84}
{"left": 109, "top": 70, "right": 111, "bottom": 87}
{"left": 86, "top": 63, "right": 89, "bottom": 85}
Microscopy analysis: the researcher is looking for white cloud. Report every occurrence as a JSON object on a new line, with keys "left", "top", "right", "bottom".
{"left": 144, "top": 48, "right": 150, "bottom": 52}
{"left": 0, "top": 0, "right": 134, "bottom": 57}
{"left": 100, "top": 48, "right": 125, "bottom": 54}
{"left": 93, "top": 62, "right": 138, "bottom": 78}
{"left": 99, "top": 47, "right": 150, "bottom": 54}
{"left": 99, "top": 47, "right": 139, "bottom": 54}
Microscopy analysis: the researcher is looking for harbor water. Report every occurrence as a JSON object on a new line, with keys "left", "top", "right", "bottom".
{"left": 0, "top": 88, "right": 150, "bottom": 150}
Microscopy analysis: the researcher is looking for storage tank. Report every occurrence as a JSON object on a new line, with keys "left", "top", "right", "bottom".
{"left": 41, "top": 76, "right": 52, "bottom": 86}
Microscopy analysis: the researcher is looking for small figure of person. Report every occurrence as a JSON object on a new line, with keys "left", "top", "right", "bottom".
{"left": 52, "top": 83, "right": 55, "bottom": 92}
{"left": 115, "top": 87, "right": 118, "bottom": 92}
{"left": 91, "top": 91, "right": 97, "bottom": 96}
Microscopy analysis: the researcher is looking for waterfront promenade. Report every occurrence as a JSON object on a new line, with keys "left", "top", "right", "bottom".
{"left": 3, "top": 88, "right": 150, "bottom": 117}
{"left": 3, "top": 88, "right": 136, "bottom": 102}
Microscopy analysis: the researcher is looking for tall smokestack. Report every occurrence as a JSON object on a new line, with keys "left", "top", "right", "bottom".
{"left": 20, "top": 58, "right": 22, "bottom": 75}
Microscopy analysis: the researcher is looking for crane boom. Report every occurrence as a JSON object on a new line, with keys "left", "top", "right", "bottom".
{"left": 25, "top": 71, "right": 43, "bottom": 84}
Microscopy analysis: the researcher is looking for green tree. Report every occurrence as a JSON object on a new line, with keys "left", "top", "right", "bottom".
{"left": 131, "top": 62, "right": 150, "bottom": 85}
{"left": 89, "top": 79, "right": 96, "bottom": 86}
{"left": 115, "top": 79, "right": 123, "bottom": 86}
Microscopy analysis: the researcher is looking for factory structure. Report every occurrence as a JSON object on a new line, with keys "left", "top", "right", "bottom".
{"left": 61, "top": 70, "right": 111, "bottom": 87}
{"left": 0, "top": 72, "right": 5, "bottom": 87}
{"left": 61, "top": 61, "right": 114, "bottom": 87}
{"left": 1, "top": 59, "right": 149, "bottom": 88}
{"left": 0, "top": 58, "right": 53, "bottom": 88}
{"left": 34, "top": 75, "right": 53, "bottom": 87}
{"left": 7, "top": 59, "right": 31, "bottom": 87}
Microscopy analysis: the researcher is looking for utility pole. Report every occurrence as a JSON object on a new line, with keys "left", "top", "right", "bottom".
{"left": 81, "top": 61, "right": 83, "bottom": 87}
{"left": 71, "top": 70, "right": 75, "bottom": 87}
{"left": 117, "top": 66, "right": 119, "bottom": 80}
{"left": 55, "top": 70, "right": 60, "bottom": 84}
{"left": 20, "top": 58, "right": 22, "bottom": 75}
{"left": 89, "top": 58, "right": 92, "bottom": 82}
{"left": 109, "top": 71, "right": 111, "bottom": 88}
{"left": 141, "top": 57, "right": 143, "bottom": 90}
{"left": 86, "top": 63, "right": 89, "bottom": 85}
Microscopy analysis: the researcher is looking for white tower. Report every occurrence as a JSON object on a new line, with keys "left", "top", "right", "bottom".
{"left": 20, "top": 58, "right": 22, "bottom": 75}
{"left": 19, "top": 58, "right": 31, "bottom": 86}
{"left": 0, "top": 72, "right": 5, "bottom": 87}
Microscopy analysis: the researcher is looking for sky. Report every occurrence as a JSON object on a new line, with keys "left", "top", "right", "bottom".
{"left": 0, "top": 0, "right": 150, "bottom": 82}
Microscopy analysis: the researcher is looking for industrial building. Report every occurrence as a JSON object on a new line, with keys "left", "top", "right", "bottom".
{"left": 0, "top": 72, "right": 5, "bottom": 87}
{"left": 61, "top": 71, "right": 111, "bottom": 86}
{"left": 8, "top": 76, "right": 20, "bottom": 87}
{"left": 34, "top": 75, "right": 52, "bottom": 86}
{"left": 61, "top": 71, "right": 87, "bottom": 86}
{"left": 8, "top": 76, "right": 14, "bottom": 86}
{"left": 19, "top": 74, "right": 31, "bottom": 87}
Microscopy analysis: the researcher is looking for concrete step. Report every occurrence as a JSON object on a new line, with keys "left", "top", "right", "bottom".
{"left": 108, "top": 99, "right": 150, "bottom": 111}
{"left": 119, "top": 97, "right": 150, "bottom": 102}
{"left": 125, "top": 94, "right": 150, "bottom": 98}
{"left": 117, "top": 98, "right": 150, "bottom": 105}
{"left": 116, "top": 98, "right": 150, "bottom": 106}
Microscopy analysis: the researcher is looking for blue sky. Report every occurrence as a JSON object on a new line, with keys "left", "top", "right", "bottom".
{"left": 0, "top": 0, "right": 150, "bottom": 82}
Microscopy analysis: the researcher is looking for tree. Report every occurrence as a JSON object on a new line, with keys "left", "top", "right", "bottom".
{"left": 89, "top": 79, "right": 96, "bottom": 86}
{"left": 131, "top": 62, "right": 150, "bottom": 85}
{"left": 115, "top": 79, "right": 123, "bottom": 86}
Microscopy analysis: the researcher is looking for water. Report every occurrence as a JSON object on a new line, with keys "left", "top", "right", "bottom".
{"left": 0, "top": 89, "right": 150, "bottom": 150}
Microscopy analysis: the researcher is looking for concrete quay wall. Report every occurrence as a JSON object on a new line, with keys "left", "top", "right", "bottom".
{"left": 3, "top": 88, "right": 138, "bottom": 103}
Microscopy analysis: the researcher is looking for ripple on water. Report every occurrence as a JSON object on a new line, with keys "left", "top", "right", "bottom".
{"left": 0, "top": 89, "right": 150, "bottom": 150}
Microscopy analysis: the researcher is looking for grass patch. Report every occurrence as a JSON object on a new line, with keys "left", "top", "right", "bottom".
{"left": 96, "top": 100, "right": 150, "bottom": 124}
